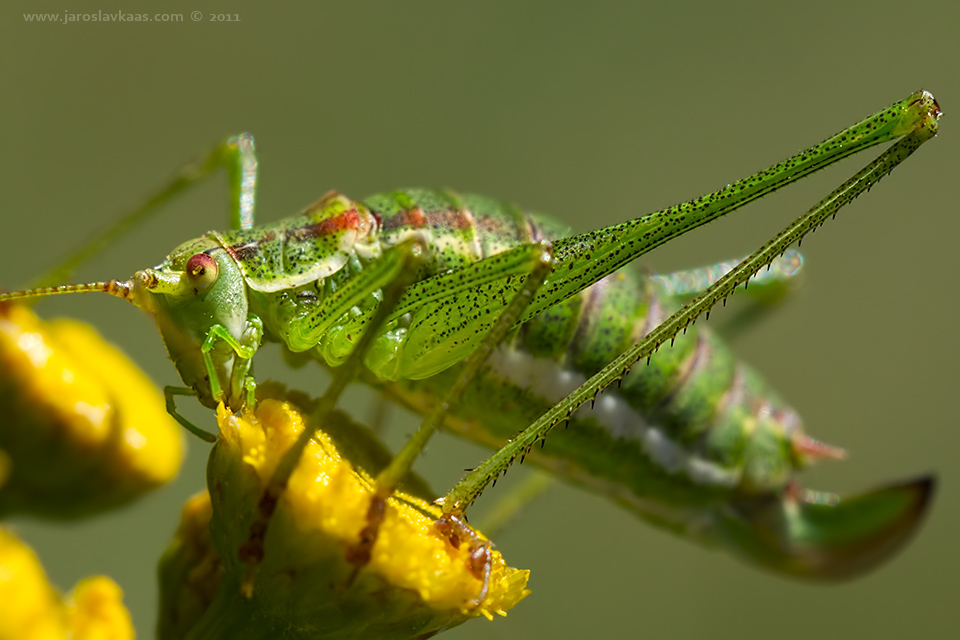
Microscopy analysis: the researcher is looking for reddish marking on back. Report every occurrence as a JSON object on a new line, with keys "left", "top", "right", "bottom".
{"left": 428, "top": 209, "right": 474, "bottom": 232}
{"left": 380, "top": 207, "right": 477, "bottom": 234}
{"left": 378, "top": 207, "right": 428, "bottom": 233}
{"left": 404, "top": 207, "right": 428, "bottom": 228}
{"left": 228, "top": 242, "right": 261, "bottom": 263}
{"left": 294, "top": 209, "right": 361, "bottom": 240}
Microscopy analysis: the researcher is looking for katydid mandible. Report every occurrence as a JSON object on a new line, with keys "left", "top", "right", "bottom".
{"left": 0, "top": 90, "right": 940, "bottom": 581}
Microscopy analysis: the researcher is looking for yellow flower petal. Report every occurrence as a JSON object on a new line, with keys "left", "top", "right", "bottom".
{"left": 157, "top": 493, "right": 221, "bottom": 640}
{"left": 0, "top": 528, "right": 133, "bottom": 640}
{"left": 0, "top": 303, "right": 183, "bottom": 518}
{"left": 162, "top": 384, "right": 529, "bottom": 639}
{"left": 64, "top": 577, "right": 134, "bottom": 640}
{"left": 0, "top": 528, "right": 65, "bottom": 640}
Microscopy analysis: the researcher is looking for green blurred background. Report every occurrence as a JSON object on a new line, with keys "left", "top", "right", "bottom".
{"left": 2, "top": 1, "right": 957, "bottom": 638}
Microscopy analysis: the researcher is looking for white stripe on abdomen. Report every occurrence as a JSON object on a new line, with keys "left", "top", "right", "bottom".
{"left": 487, "top": 344, "right": 741, "bottom": 488}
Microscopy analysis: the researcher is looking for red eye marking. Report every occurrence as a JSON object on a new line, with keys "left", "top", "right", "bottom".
{"left": 186, "top": 253, "right": 218, "bottom": 279}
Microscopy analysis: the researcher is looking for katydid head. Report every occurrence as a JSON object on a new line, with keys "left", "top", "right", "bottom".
{"left": 128, "top": 237, "right": 259, "bottom": 411}
{"left": 0, "top": 236, "right": 260, "bottom": 412}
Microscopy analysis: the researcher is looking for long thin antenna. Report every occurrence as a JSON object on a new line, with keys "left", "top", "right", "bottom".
{"left": 0, "top": 280, "right": 131, "bottom": 303}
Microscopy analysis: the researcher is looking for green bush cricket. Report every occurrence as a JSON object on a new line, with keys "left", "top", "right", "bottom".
{"left": 0, "top": 90, "right": 941, "bottom": 592}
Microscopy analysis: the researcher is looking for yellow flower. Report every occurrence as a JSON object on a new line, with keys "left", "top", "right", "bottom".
{"left": 0, "top": 527, "right": 64, "bottom": 640}
{"left": 64, "top": 577, "right": 135, "bottom": 640}
{"left": 159, "top": 385, "right": 529, "bottom": 639}
{"left": 157, "top": 492, "right": 221, "bottom": 640}
{"left": 0, "top": 303, "right": 182, "bottom": 518}
{"left": 0, "top": 527, "right": 134, "bottom": 640}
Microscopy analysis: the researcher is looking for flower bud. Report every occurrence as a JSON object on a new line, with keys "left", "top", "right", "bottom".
{"left": 64, "top": 577, "right": 135, "bottom": 640}
{"left": 161, "top": 385, "right": 528, "bottom": 639}
{"left": 0, "top": 527, "right": 133, "bottom": 640}
{"left": 157, "top": 492, "right": 221, "bottom": 640}
{"left": 0, "top": 303, "right": 182, "bottom": 518}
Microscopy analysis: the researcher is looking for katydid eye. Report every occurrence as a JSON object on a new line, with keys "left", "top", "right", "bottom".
{"left": 186, "top": 253, "right": 218, "bottom": 290}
